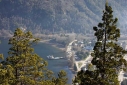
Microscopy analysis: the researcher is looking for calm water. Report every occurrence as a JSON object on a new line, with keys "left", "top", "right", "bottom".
{"left": 0, "top": 38, "right": 74, "bottom": 84}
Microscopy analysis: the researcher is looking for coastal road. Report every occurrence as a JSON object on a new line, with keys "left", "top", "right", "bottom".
{"left": 75, "top": 55, "right": 93, "bottom": 71}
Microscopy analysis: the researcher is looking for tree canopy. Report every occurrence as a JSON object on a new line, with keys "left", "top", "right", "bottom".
{"left": 0, "top": 28, "right": 68, "bottom": 85}
{"left": 73, "top": 2, "right": 127, "bottom": 85}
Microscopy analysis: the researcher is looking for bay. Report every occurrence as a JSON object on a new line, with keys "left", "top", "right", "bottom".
{"left": 0, "top": 38, "right": 73, "bottom": 84}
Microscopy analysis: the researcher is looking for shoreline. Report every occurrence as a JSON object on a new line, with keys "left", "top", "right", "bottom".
{"left": 39, "top": 39, "right": 74, "bottom": 84}
{"left": 39, "top": 39, "right": 75, "bottom": 84}
{"left": 39, "top": 39, "right": 66, "bottom": 52}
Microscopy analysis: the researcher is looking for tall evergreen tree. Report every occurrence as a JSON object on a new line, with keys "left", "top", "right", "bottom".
{"left": 74, "top": 2, "right": 127, "bottom": 85}
{"left": 5, "top": 28, "right": 68, "bottom": 85}
{"left": 6, "top": 28, "right": 50, "bottom": 85}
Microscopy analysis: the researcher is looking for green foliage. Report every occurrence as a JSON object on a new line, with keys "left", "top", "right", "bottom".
{"left": 0, "top": 45, "right": 14, "bottom": 85}
{"left": 52, "top": 70, "right": 68, "bottom": 85}
{"left": 6, "top": 28, "right": 48, "bottom": 84}
{"left": 74, "top": 2, "right": 127, "bottom": 85}
{"left": 73, "top": 70, "right": 99, "bottom": 85}
{"left": 0, "top": 28, "right": 68, "bottom": 85}
{"left": 76, "top": 51, "right": 89, "bottom": 60}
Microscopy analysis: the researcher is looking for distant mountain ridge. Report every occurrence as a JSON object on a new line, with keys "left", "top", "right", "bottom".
{"left": 0, "top": 0, "right": 127, "bottom": 36}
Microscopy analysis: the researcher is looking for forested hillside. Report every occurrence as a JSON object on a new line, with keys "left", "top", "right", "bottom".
{"left": 0, "top": 0, "right": 127, "bottom": 37}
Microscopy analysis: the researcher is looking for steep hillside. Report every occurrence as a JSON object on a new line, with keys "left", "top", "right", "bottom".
{"left": 0, "top": 0, "right": 127, "bottom": 37}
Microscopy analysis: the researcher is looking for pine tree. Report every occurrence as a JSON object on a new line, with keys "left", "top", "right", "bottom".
{"left": 52, "top": 70, "right": 68, "bottom": 85}
{"left": 6, "top": 28, "right": 68, "bottom": 85}
{"left": 74, "top": 2, "right": 127, "bottom": 85}
{"left": 6, "top": 28, "right": 50, "bottom": 85}
{"left": 0, "top": 44, "right": 14, "bottom": 85}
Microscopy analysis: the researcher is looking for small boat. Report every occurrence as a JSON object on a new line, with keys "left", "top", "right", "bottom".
{"left": 47, "top": 55, "right": 54, "bottom": 59}
{"left": 59, "top": 57, "right": 64, "bottom": 59}
{"left": 47, "top": 55, "right": 64, "bottom": 60}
